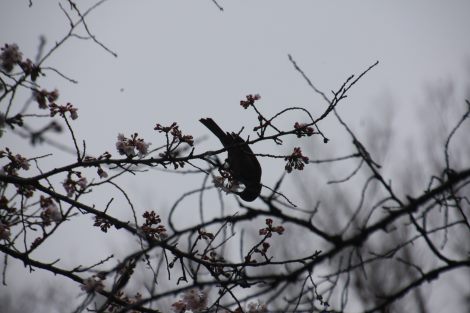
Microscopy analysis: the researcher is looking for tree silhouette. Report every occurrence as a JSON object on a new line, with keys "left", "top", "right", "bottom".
{"left": 1, "top": 2, "right": 469, "bottom": 313}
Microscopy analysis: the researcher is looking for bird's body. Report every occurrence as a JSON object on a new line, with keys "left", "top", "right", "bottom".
{"left": 200, "top": 118, "right": 262, "bottom": 202}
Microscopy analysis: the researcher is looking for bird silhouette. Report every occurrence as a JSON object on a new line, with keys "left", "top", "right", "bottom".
{"left": 200, "top": 118, "right": 262, "bottom": 202}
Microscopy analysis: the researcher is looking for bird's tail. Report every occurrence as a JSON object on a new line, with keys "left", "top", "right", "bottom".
{"left": 199, "top": 118, "right": 230, "bottom": 145}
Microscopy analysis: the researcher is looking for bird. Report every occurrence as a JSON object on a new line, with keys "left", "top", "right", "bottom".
{"left": 199, "top": 118, "right": 262, "bottom": 202}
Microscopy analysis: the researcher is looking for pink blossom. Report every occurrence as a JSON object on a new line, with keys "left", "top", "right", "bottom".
{"left": 172, "top": 288, "right": 208, "bottom": 313}
{"left": 14, "top": 154, "right": 30, "bottom": 170}
{"left": 0, "top": 43, "right": 22, "bottom": 72}
{"left": 116, "top": 133, "right": 136, "bottom": 157}
{"left": 63, "top": 179, "right": 75, "bottom": 197}
{"left": 42, "top": 202, "right": 62, "bottom": 224}
{"left": 81, "top": 276, "right": 104, "bottom": 293}
{"left": 116, "top": 133, "right": 151, "bottom": 158}
{"left": 247, "top": 301, "right": 268, "bottom": 313}
{"left": 77, "top": 177, "right": 87, "bottom": 189}
{"left": 135, "top": 140, "right": 150, "bottom": 157}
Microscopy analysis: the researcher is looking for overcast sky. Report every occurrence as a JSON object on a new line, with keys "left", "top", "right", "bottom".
{"left": 1, "top": 1, "right": 470, "bottom": 312}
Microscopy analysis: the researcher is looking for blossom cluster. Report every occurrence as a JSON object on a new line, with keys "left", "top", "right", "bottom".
{"left": 259, "top": 218, "right": 285, "bottom": 237}
{"left": 141, "top": 210, "right": 167, "bottom": 239}
{"left": 105, "top": 292, "right": 143, "bottom": 313}
{"left": 116, "top": 133, "right": 151, "bottom": 158}
{"left": 39, "top": 195, "right": 62, "bottom": 225}
{"left": 246, "top": 302, "right": 268, "bottom": 313}
{"left": 240, "top": 94, "right": 261, "bottom": 109}
{"left": 293, "top": 122, "right": 314, "bottom": 138}
{"left": 212, "top": 173, "right": 241, "bottom": 195}
{"left": 154, "top": 122, "right": 194, "bottom": 146}
{"left": 62, "top": 172, "right": 87, "bottom": 197}
{"left": 284, "top": 147, "right": 309, "bottom": 173}
{"left": 33, "top": 87, "right": 78, "bottom": 120}
{"left": 94, "top": 216, "right": 112, "bottom": 233}
{"left": 0, "top": 43, "right": 23, "bottom": 72}
{"left": 35, "top": 89, "right": 59, "bottom": 109}
{"left": 220, "top": 301, "right": 268, "bottom": 313}
{"left": 0, "top": 148, "right": 30, "bottom": 176}
{"left": 49, "top": 102, "right": 78, "bottom": 120}
{"left": 81, "top": 274, "right": 105, "bottom": 293}
{"left": 171, "top": 288, "right": 208, "bottom": 313}
{"left": 1, "top": 43, "right": 41, "bottom": 80}
{"left": 244, "top": 219, "right": 285, "bottom": 263}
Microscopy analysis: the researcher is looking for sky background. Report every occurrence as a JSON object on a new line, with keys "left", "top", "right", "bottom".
{"left": 1, "top": 1, "right": 470, "bottom": 312}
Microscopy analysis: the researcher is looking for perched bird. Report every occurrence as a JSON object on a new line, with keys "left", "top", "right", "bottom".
{"left": 200, "top": 118, "right": 262, "bottom": 202}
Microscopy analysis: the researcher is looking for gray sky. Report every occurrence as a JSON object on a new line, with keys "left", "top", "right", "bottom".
{"left": 1, "top": 1, "right": 470, "bottom": 312}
